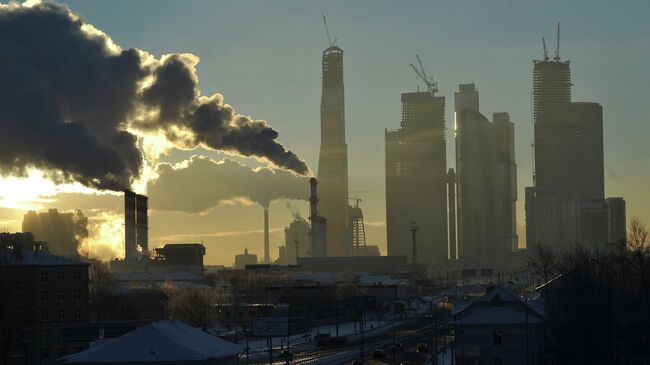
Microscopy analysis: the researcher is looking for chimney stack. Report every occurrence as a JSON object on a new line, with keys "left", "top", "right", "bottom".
{"left": 124, "top": 190, "right": 136, "bottom": 259}
{"left": 135, "top": 194, "right": 149, "bottom": 254}
{"left": 263, "top": 207, "right": 270, "bottom": 263}
{"left": 310, "top": 178, "right": 319, "bottom": 219}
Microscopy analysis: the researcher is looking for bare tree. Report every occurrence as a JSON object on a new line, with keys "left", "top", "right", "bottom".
{"left": 167, "top": 289, "right": 218, "bottom": 327}
{"left": 526, "top": 243, "right": 557, "bottom": 286}
{"left": 628, "top": 216, "right": 649, "bottom": 251}
{"left": 88, "top": 259, "right": 116, "bottom": 321}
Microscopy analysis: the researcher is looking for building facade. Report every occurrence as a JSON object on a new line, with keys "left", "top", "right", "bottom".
{"left": 318, "top": 45, "right": 350, "bottom": 257}
{"left": 385, "top": 91, "right": 448, "bottom": 269}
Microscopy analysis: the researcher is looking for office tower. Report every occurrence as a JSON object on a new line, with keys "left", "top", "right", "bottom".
{"left": 385, "top": 91, "right": 448, "bottom": 269}
{"left": 573, "top": 102, "right": 607, "bottom": 243}
{"left": 493, "top": 112, "right": 519, "bottom": 251}
{"left": 454, "top": 84, "right": 505, "bottom": 265}
{"left": 525, "top": 34, "right": 582, "bottom": 252}
{"left": 318, "top": 44, "right": 350, "bottom": 256}
{"left": 605, "top": 197, "right": 626, "bottom": 244}
{"left": 447, "top": 169, "right": 458, "bottom": 260}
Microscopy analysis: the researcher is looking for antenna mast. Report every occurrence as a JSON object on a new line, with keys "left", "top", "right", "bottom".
{"left": 554, "top": 22, "right": 561, "bottom": 61}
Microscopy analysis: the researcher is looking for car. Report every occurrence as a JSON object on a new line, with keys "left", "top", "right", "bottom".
{"left": 371, "top": 349, "right": 386, "bottom": 359}
{"left": 400, "top": 361, "right": 412, "bottom": 365}
{"left": 416, "top": 343, "right": 429, "bottom": 353}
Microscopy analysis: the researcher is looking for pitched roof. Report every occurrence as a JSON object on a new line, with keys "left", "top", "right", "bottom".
{"left": 61, "top": 320, "right": 244, "bottom": 363}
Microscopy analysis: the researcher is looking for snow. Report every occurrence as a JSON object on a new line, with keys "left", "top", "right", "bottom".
{"left": 61, "top": 320, "right": 244, "bottom": 363}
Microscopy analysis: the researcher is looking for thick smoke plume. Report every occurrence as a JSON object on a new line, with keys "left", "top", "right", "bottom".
{"left": 148, "top": 156, "right": 309, "bottom": 213}
{"left": 0, "top": 2, "right": 307, "bottom": 191}
{"left": 22, "top": 209, "right": 88, "bottom": 256}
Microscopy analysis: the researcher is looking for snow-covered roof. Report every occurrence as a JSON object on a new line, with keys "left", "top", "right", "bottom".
{"left": 113, "top": 271, "right": 204, "bottom": 282}
{"left": 61, "top": 320, "right": 244, "bottom": 363}
{"left": 453, "top": 306, "right": 543, "bottom": 325}
{"left": 0, "top": 247, "right": 88, "bottom": 267}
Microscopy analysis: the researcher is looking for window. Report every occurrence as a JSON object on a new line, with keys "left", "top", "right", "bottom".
{"left": 74, "top": 310, "right": 82, "bottom": 320}
{"left": 58, "top": 291, "right": 65, "bottom": 302}
{"left": 58, "top": 347, "right": 67, "bottom": 357}
{"left": 57, "top": 330, "right": 64, "bottom": 341}
{"left": 58, "top": 310, "right": 65, "bottom": 321}
{"left": 41, "top": 329, "right": 49, "bottom": 341}
{"left": 41, "top": 272, "right": 48, "bottom": 282}
{"left": 493, "top": 331, "right": 502, "bottom": 346}
{"left": 41, "top": 291, "right": 49, "bottom": 302}
{"left": 494, "top": 358, "right": 503, "bottom": 365}
{"left": 41, "top": 311, "right": 49, "bottom": 321}
{"left": 74, "top": 272, "right": 81, "bottom": 282}
{"left": 58, "top": 272, "right": 65, "bottom": 282}
{"left": 75, "top": 290, "right": 82, "bottom": 300}
{"left": 15, "top": 282, "right": 23, "bottom": 292}
{"left": 42, "top": 348, "right": 50, "bottom": 360}
{"left": 15, "top": 303, "right": 23, "bottom": 312}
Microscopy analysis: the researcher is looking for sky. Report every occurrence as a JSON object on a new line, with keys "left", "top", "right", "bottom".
{"left": 0, "top": 0, "right": 648, "bottom": 265}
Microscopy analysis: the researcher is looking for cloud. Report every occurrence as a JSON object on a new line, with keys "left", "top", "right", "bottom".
{"left": 147, "top": 156, "right": 309, "bottom": 213}
{"left": 0, "top": 2, "right": 307, "bottom": 192}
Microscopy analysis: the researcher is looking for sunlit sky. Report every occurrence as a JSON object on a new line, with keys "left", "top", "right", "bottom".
{"left": 1, "top": 0, "right": 649, "bottom": 265}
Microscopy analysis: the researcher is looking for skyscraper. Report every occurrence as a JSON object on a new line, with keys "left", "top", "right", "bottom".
{"left": 526, "top": 43, "right": 582, "bottom": 251}
{"left": 454, "top": 84, "right": 506, "bottom": 265}
{"left": 385, "top": 91, "right": 448, "bottom": 269}
{"left": 493, "top": 112, "right": 519, "bottom": 252}
{"left": 318, "top": 45, "right": 350, "bottom": 257}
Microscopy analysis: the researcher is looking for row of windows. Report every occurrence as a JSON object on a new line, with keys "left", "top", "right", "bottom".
{"left": 40, "top": 309, "right": 83, "bottom": 321}
{"left": 39, "top": 271, "right": 82, "bottom": 283}
{"left": 40, "top": 290, "right": 82, "bottom": 302}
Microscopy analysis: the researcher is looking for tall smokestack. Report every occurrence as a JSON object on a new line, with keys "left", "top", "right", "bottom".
{"left": 263, "top": 207, "right": 270, "bottom": 263}
{"left": 447, "top": 169, "right": 457, "bottom": 260}
{"left": 124, "top": 190, "right": 136, "bottom": 259}
{"left": 310, "top": 178, "right": 319, "bottom": 219}
{"left": 135, "top": 194, "right": 149, "bottom": 254}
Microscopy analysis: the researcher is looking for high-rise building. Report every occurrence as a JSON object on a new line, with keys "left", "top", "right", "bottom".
{"left": 526, "top": 46, "right": 582, "bottom": 251}
{"left": 454, "top": 84, "right": 505, "bottom": 265}
{"left": 605, "top": 197, "right": 626, "bottom": 245}
{"left": 318, "top": 45, "right": 350, "bottom": 257}
{"left": 385, "top": 91, "right": 448, "bottom": 269}
{"left": 493, "top": 112, "right": 519, "bottom": 251}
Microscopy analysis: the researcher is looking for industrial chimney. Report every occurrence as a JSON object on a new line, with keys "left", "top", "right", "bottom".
{"left": 135, "top": 194, "right": 149, "bottom": 254}
{"left": 124, "top": 190, "right": 136, "bottom": 260}
{"left": 308, "top": 178, "right": 327, "bottom": 257}
{"left": 447, "top": 169, "right": 457, "bottom": 261}
{"left": 263, "top": 207, "right": 270, "bottom": 263}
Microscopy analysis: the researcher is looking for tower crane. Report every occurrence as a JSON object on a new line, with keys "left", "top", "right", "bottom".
{"left": 409, "top": 54, "right": 438, "bottom": 95}
{"left": 542, "top": 37, "right": 549, "bottom": 61}
{"left": 554, "top": 22, "right": 561, "bottom": 61}
{"left": 322, "top": 15, "right": 337, "bottom": 48}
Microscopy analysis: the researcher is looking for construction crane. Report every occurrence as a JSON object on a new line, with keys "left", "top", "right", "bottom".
{"left": 554, "top": 22, "right": 561, "bottom": 61}
{"left": 322, "top": 15, "right": 337, "bottom": 48}
{"left": 542, "top": 37, "right": 549, "bottom": 61}
{"left": 409, "top": 55, "right": 438, "bottom": 95}
{"left": 348, "top": 197, "right": 367, "bottom": 256}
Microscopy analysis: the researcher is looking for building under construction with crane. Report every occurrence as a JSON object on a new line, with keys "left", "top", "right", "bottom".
{"left": 385, "top": 56, "right": 449, "bottom": 271}
{"left": 318, "top": 17, "right": 351, "bottom": 257}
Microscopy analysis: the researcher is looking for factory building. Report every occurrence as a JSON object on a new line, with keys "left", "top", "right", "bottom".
{"left": 284, "top": 217, "right": 310, "bottom": 265}
{"left": 318, "top": 42, "right": 351, "bottom": 257}
{"left": 124, "top": 190, "right": 149, "bottom": 260}
{"left": 385, "top": 90, "right": 448, "bottom": 270}
{"left": 234, "top": 248, "right": 257, "bottom": 270}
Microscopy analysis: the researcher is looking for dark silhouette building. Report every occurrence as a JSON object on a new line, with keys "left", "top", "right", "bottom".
{"left": 454, "top": 84, "right": 517, "bottom": 266}
{"left": 605, "top": 197, "right": 626, "bottom": 245}
{"left": 385, "top": 91, "right": 448, "bottom": 269}
{"left": 318, "top": 44, "right": 350, "bottom": 257}
{"left": 1, "top": 232, "right": 90, "bottom": 364}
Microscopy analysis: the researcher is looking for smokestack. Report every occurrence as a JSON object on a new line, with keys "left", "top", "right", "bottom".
{"left": 310, "top": 178, "right": 319, "bottom": 219}
{"left": 447, "top": 169, "right": 457, "bottom": 261}
{"left": 135, "top": 194, "right": 149, "bottom": 254}
{"left": 124, "top": 190, "right": 136, "bottom": 260}
{"left": 263, "top": 207, "right": 270, "bottom": 263}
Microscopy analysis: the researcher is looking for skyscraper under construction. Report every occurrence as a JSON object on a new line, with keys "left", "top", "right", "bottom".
{"left": 385, "top": 91, "right": 448, "bottom": 269}
{"left": 318, "top": 43, "right": 350, "bottom": 256}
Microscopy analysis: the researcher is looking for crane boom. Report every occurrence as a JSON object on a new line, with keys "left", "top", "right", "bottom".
{"left": 542, "top": 37, "right": 548, "bottom": 61}
{"left": 322, "top": 15, "right": 335, "bottom": 48}
{"left": 554, "top": 22, "right": 560, "bottom": 60}
{"left": 409, "top": 55, "right": 438, "bottom": 95}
